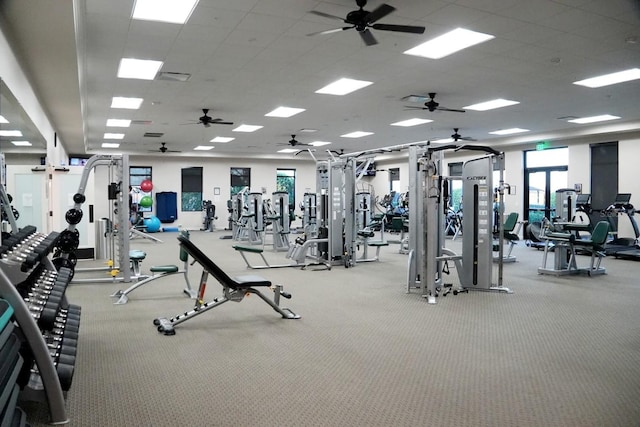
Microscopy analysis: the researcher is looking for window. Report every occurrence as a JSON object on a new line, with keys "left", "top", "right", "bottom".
{"left": 130, "top": 166, "right": 152, "bottom": 213}
{"left": 276, "top": 169, "right": 296, "bottom": 208}
{"left": 389, "top": 167, "right": 400, "bottom": 193}
{"left": 230, "top": 167, "right": 250, "bottom": 196}
{"left": 448, "top": 162, "right": 463, "bottom": 211}
{"left": 181, "top": 167, "right": 203, "bottom": 211}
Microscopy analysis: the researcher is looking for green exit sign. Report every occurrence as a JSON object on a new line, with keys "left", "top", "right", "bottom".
{"left": 536, "top": 141, "right": 551, "bottom": 150}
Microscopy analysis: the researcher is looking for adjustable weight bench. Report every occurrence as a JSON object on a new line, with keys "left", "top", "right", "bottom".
{"left": 154, "top": 234, "right": 300, "bottom": 335}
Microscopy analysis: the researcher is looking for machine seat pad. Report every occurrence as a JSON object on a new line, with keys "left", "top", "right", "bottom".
{"left": 545, "top": 232, "right": 575, "bottom": 242}
{"left": 232, "top": 245, "right": 264, "bottom": 254}
{"left": 233, "top": 275, "right": 272, "bottom": 287}
{"left": 129, "top": 250, "right": 147, "bottom": 260}
{"left": 357, "top": 230, "right": 375, "bottom": 238}
{"left": 368, "top": 241, "right": 389, "bottom": 247}
{"left": 150, "top": 265, "right": 179, "bottom": 273}
{"left": 504, "top": 232, "right": 520, "bottom": 241}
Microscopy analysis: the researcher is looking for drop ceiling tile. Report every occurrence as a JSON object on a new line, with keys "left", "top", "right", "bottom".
{"left": 251, "top": 0, "right": 319, "bottom": 19}
{"left": 499, "top": 0, "right": 570, "bottom": 24}
{"left": 421, "top": 3, "right": 491, "bottom": 27}
{"left": 187, "top": 6, "right": 247, "bottom": 28}
{"left": 237, "top": 12, "right": 297, "bottom": 34}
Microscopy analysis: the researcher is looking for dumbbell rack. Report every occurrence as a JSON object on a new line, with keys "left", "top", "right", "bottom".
{"left": 0, "top": 225, "right": 80, "bottom": 425}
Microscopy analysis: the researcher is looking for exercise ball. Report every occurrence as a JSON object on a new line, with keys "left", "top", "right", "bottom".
{"left": 139, "top": 195, "right": 153, "bottom": 208}
{"left": 144, "top": 216, "right": 161, "bottom": 233}
{"left": 140, "top": 179, "right": 153, "bottom": 193}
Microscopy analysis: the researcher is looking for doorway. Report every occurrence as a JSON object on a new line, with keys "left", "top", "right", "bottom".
{"left": 523, "top": 148, "right": 569, "bottom": 223}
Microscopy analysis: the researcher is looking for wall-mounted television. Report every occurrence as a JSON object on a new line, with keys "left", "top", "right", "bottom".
{"left": 69, "top": 157, "right": 89, "bottom": 166}
{"left": 356, "top": 161, "right": 376, "bottom": 177}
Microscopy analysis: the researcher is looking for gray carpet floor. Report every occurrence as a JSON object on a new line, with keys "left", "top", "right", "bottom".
{"left": 21, "top": 230, "right": 640, "bottom": 427}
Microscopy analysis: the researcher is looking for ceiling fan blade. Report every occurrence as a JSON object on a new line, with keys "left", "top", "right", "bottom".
{"left": 359, "top": 29, "right": 378, "bottom": 46}
{"left": 403, "top": 105, "right": 427, "bottom": 110}
{"left": 365, "top": 3, "right": 396, "bottom": 24}
{"left": 438, "top": 107, "right": 466, "bottom": 113}
{"left": 402, "top": 94, "right": 430, "bottom": 102}
{"left": 309, "top": 10, "right": 346, "bottom": 22}
{"left": 307, "top": 26, "right": 353, "bottom": 36}
{"left": 211, "top": 119, "right": 234, "bottom": 125}
{"left": 371, "top": 23, "right": 425, "bottom": 34}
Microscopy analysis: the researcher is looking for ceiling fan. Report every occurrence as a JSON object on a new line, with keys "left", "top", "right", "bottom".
{"left": 403, "top": 93, "right": 466, "bottom": 113}
{"left": 186, "top": 109, "right": 233, "bottom": 128}
{"left": 308, "top": 0, "right": 425, "bottom": 46}
{"left": 149, "top": 142, "right": 181, "bottom": 153}
{"left": 279, "top": 135, "right": 312, "bottom": 148}
{"left": 451, "top": 128, "right": 476, "bottom": 142}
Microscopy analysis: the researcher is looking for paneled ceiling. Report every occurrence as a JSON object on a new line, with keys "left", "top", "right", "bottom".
{"left": 1, "top": 0, "right": 639, "bottom": 159}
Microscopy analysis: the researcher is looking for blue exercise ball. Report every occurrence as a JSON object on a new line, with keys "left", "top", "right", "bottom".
{"left": 144, "top": 216, "right": 161, "bottom": 233}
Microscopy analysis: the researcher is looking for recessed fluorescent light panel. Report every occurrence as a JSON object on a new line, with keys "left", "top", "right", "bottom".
{"left": 464, "top": 99, "right": 519, "bottom": 111}
{"left": 104, "top": 133, "right": 125, "bottom": 140}
{"left": 233, "top": 125, "right": 263, "bottom": 133}
{"left": 573, "top": 68, "right": 640, "bottom": 88}
{"left": 489, "top": 128, "right": 530, "bottom": 135}
{"left": 210, "top": 137, "right": 235, "bottom": 143}
{"left": 278, "top": 148, "right": 299, "bottom": 153}
{"left": 432, "top": 138, "right": 454, "bottom": 143}
{"left": 404, "top": 28, "right": 494, "bottom": 59}
{"left": 101, "top": 142, "right": 120, "bottom": 148}
{"left": 0, "top": 130, "right": 22, "bottom": 137}
{"left": 315, "top": 78, "right": 373, "bottom": 96}
{"left": 132, "top": 0, "right": 199, "bottom": 24}
{"left": 309, "top": 141, "right": 332, "bottom": 147}
{"left": 390, "top": 118, "right": 432, "bottom": 127}
{"left": 567, "top": 114, "right": 620, "bottom": 124}
{"left": 111, "top": 97, "right": 143, "bottom": 109}
{"left": 341, "top": 131, "right": 373, "bottom": 138}
{"left": 106, "top": 119, "right": 131, "bottom": 127}
{"left": 0, "top": 115, "right": 8, "bottom": 123}
{"left": 118, "top": 58, "right": 163, "bottom": 80}
{"left": 265, "top": 107, "right": 306, "bottom": 118}
{"left": 11, "top": 141, "right": 31, "bottom": 146}
{"left": 194, "top": 146, "right": 214, "bottom": 151}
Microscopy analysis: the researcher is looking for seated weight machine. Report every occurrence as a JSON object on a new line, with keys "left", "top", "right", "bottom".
{"left": 201, "top": 200, "right": 216, "bottom": 232}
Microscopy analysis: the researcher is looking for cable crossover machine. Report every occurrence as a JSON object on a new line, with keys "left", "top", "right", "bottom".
{"left": 396, "top": 142, "right": 513, "bottom": 304}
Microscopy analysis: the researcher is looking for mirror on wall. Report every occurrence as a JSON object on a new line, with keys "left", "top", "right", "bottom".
{"left": 0, "top": 78, "right": 47, "bottom": 155}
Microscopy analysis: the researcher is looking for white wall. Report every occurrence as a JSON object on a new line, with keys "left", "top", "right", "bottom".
{"left": 617, "top": 138, "right": 640, "bottom": 238}
{"left": 90, "top": 155, "right": 318, "bottom": 231}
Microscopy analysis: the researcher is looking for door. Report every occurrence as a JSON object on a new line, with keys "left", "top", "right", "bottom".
{"left": 524, "top": 168, "right": 568, "bottom": 223}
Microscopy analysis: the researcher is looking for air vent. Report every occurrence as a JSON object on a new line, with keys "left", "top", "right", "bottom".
{"left": 156, "top": 72, "right": 191, "bottom": 82}
{"left": 144, "top": 132, "right": 164, "bottom": 138}
{"left": 131, "top": 120, "right": 153, "bottom": 125}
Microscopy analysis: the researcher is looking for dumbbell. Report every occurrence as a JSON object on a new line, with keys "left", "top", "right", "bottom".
{"left": 25, "top": 300, "right": 64, "bottom": 329}
{"left": 47, "top": 334, "right": 78, "bottom": 354}
{"left": 30, "top": 359, "right": 76, "bottom": 392}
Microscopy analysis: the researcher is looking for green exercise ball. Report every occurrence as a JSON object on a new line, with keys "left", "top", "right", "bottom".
{"left": 139, "top": 195, "right": 153, "bottom": 208}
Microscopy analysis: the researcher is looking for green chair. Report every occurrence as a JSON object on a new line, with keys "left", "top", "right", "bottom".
{"left": 572, "top": 221, "right": 609, "bottom": 274}
{"left": 494, "top": 212, "right": 521, "bottom": 262}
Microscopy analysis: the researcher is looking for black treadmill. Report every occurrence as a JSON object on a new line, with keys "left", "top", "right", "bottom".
{"left": 603, "top": 193, "right": 640, "bottom": 259}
